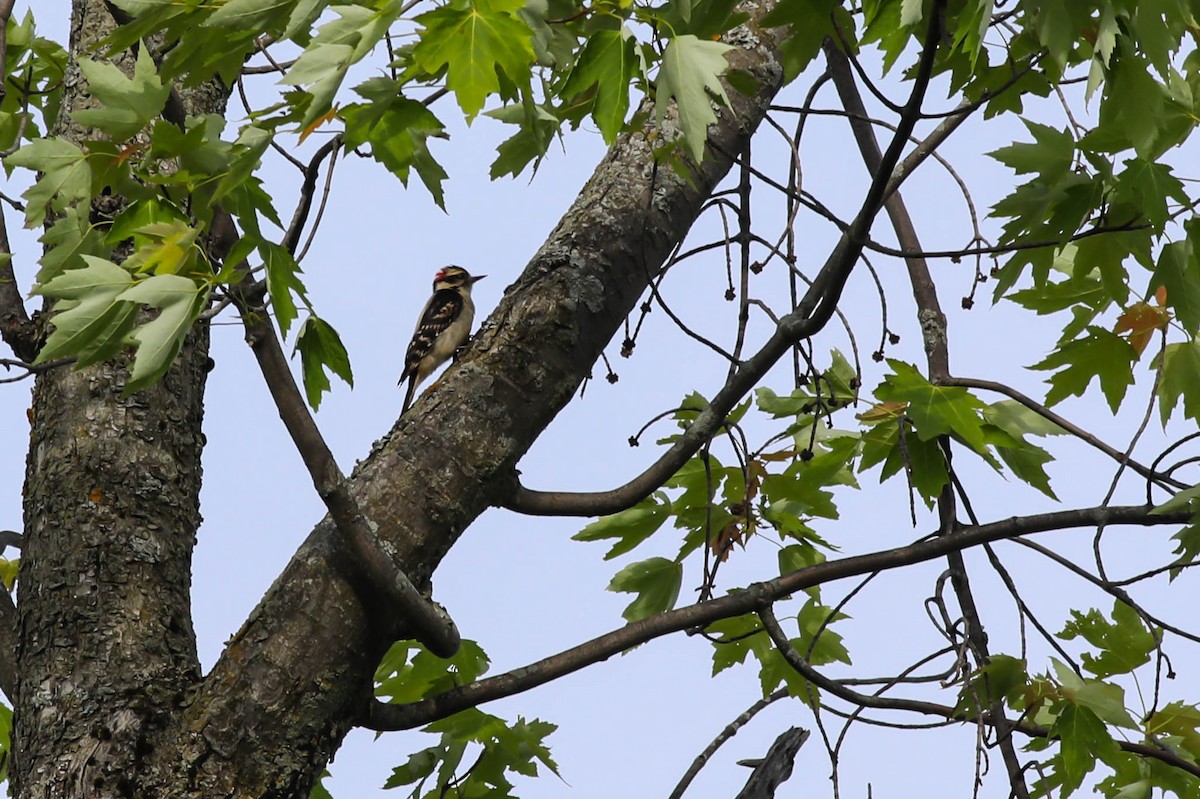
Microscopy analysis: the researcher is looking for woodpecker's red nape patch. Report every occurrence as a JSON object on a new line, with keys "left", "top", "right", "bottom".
{"left": 434, "top": 268, "right": 448, "bottom": 281}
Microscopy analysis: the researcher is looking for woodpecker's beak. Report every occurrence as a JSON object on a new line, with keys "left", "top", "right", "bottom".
{"left": 471, "top": 274, "right": 487, "bottom": 283}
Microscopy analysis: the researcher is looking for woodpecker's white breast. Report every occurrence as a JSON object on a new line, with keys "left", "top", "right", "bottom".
{"left": 415, "top": 294, "right": 475, "bottom": 383}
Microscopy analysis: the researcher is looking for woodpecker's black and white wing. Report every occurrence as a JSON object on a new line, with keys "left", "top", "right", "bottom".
{"left": 399, "top": 287, "right": 468, "bottom": 412}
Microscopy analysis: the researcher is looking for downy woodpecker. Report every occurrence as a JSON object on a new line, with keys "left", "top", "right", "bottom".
{"left": 399, "top": 265, "right": 485, "bottom": 413}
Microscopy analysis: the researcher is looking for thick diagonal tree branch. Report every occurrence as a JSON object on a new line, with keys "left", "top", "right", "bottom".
{"left": 234, "top": 284, "right": 460, "bottom": 655}
{"left": 146, "top": 1, "right": 798, "bottom": 792}
{"left": 131, "top": 0, "right": 458, "bottom": 652}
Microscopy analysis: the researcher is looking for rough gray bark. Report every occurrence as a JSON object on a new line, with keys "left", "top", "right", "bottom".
{"left": 12, "top": 2, "right": 226, "bottom": 797}
{"left": 734, "top": 727, "right": 809, "bottom": 799}
{"left": 12, "top": 0, "right": 790, "bottom": 795}
{"left": 17, "top": 332, "right": 209, "bottom": 798}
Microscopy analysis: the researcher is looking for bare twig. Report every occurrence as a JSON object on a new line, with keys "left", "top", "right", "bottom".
{"left": 1092, "top": 360, "right": 1164, "bottom": 581}
{"left": 102, "top": 2, "right": 189, "bottom": 132}
{"left": 1010, "top": 536, "right": 1200, "bottom": 647}
{"left": 727, "top": 141, "right": 753, "bottom": 380}
{"left": 283, "top": 135, "right": 343, "bottom": 256}
{"left": 754, "top": 606, "right": 1200, "bottom": 780}
{"left": 505, "top": 6, "right": 946, "bottom": 517}
{"left": 668, "top": 689, "right": 790, "bottom": 799}
{"left": 826, "top": 32, "right": 1029, "bottom": 797}
{"left": 944, "top": 376, "right": 1183, "bottom": 491}
{"left": 0, "top": 356, "right": 77, "bottom": 384}
{"left": 739, "top": 148, "right": 1149, "bottom": 263}
{"left": 295, "top": 141, "right": 340, "bottom": 263}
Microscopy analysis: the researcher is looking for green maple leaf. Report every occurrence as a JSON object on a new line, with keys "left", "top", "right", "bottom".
{"left": 655, "top": 34, "right": 734, "bottom": 162}
{"left": 1006, "top": 271, "right": 1105, "bottom": 317}
{"left": 488, "top": 105, "right": 559, "bottom": 179}
{"left": 1034, "top": 3, "right": 1080, "bottom": 71}
{"left": 306, "top": 4, "right": 403, "bottom": 64}
{"left": 37, "top": 206, "right": 108, "bottom": 284}
{"left": 1168, "top": 524, "right": 1200, "bottom": 579}
{"left": 276, "top": 4, "right": 406, "bottom": 125}
{"left": 984, "top": 400, "right": 1069, "bottom": 438}
{"left": 607, "top": 556, "right": 681, "bottom": 622}
{"left": 119, "top": 274, "right": 209, "bottom": 393}
{"left": 280, "top": 42, "right": 354, "bottom": 128}
{"left": 955, "top": 655, "right": 1028, "bottom": 715}
{"left": 375, "top": 638, "right": 490, "bottom": 704}
{"left": 72, "top": 46, "right": 170, "bottom": 141}
{"left": 1032, "top": 327, "right": 1136, "bottom": 412}
{"left": 755, "top": 637, "right": 815, "bottom": 701}
{"left": 1071, "top": 233, "right": 1131, "bottom": 306}
{"left": 1111, "top": 157, "right": 1188, "bottom": 233}
{"left": 857, "top": 413, "right": 949, "bottom": 504}
{"left": 413, "top": 0, "right": 535, "bottom": 119}
{"left": 1159, "top": 341, "right": 1200, "bottom": 424}
{"left": 259, "top": 241, "right": 308, "bottom": 337}
{"left": 294, "top": 315, "right": 354, "bottom": 410}
{"left": 1059, "top": 602, "right": 1155, "bottom": 679}
{"left": 120, "top": 221, "right": 203, "bottom": 277}
{"left": 573, "top": 492, "right": 670, "bottom": 560}
{"left": 561, "top": 29, "right": 637, "bottom": 143}
{"left": 203, "top": 0, "right": 295, "bottom": 29}
{"left": 1100, "top": 53, "right": 1167, "bottom": 159}
{"left": 982, "top": 401, "right": 1067, "bottom": 500}
{"left": 760, "top": 0, "right": 845, "bottom": 80}
{"left": 796, "top": 598, "right": 851, "bottom": 666}
{"left": 860, "top": 0, "right": 907, "bottom": 73}
{"left": 761, "top": 436, "right": 858, "bottom": 520}
{"left": 343, "top": 78, "right": 449, "bottom": 207}
{"left": 33, "top": 256, "right": 138, "bottom": 367}
{"left": 705, "top": 614, "right": 761, "bottom": 675}
{"left": 1050, "top": 701, "right": 1120, "bottom": 798}
{"left": 778, "top": 543, "right": 826, "bottom": 578}
{"left": 876, "top": 360, "right": 989, "bottom": 454}
{"left": 7, "top": 138, "right": 92, "bottom": 227}
{"left": 1147, "top": 701, "right": 1200, "bottom": 761}
{"left": 1151, "top": 228, "right": 1200, "bottom": 335}
{"left": 989, "top": 119, "right": 1075, "bottom": 181}
{"left": 984, "top": 425, "right": 1058, "bottom": 500}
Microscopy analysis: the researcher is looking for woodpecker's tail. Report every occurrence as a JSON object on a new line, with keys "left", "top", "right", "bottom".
{"left": 401, "top": 376, "right": 418, "bottom": 415}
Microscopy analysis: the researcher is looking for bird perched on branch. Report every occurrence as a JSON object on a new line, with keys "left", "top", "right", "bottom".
{"left": 399, "top": 265, "right": 485, "bottom": 414}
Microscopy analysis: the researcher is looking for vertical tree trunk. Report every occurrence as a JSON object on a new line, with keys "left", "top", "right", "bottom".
{"left": 12, "top": 2, "right": 225, "bottom": 795}
{"left": 17, "top": 337, "right": 209, "bottom": 798}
